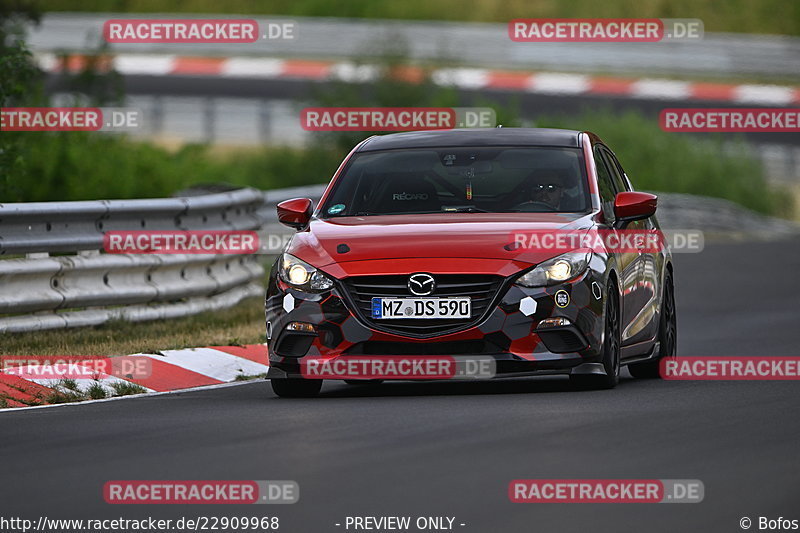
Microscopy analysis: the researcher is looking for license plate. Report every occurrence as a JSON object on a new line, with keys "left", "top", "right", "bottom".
{"left": 371, "top": 297, "right": 471, "bottom": 319}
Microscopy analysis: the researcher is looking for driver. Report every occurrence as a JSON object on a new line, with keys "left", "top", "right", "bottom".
{"left": 525, "top": 169, "right": 568, "bottom": 210}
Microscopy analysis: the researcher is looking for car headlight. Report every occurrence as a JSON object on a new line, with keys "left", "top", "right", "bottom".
{"left": 279, "top": 254, "right": 334, "bottom": 292}
{"left": 515, "top": 251, "right": 590, "bottom": 287}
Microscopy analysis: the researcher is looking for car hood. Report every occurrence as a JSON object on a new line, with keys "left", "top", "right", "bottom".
{"left": 286, "top": 213, "right": 596, "bottom": 275}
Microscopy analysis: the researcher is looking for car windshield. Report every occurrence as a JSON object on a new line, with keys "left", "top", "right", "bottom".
{"left": 319, "top": 146, "right": 590, "bottom": 217}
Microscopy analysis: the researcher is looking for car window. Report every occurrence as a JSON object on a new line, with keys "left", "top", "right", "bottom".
{"left": 320, "top": 146, "right": 592, "bottom": 216}
{"left": 593, "top": 146, "right": 617, "bottom": 224}
{"left": 600, "top": 146, "right": 630, "bottom": 193}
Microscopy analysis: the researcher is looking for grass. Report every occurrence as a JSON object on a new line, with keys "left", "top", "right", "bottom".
{"left": 28, "top": 378, "right": 148, "bottom": 405}
{"left": 60, "top": 377, "right": 79, "bottom": 391}
{"left": 0, "top": 298, "right": 262, "bottom": 406}
{"left": 0, "top": 378, "right": 147, "bottom": 407}
{"left": 1, "top": 378, "right": 149, "bottom": 407}
{"left": 0, "top": 295, "right": 267, "bottom": 356}
{"left": 86, "top": 381, "right": 107, "bottom": 399}
{"left": 235, "top": 372, "right": 268, "bottom": 381}
{"left": 36, "top": 0, "right": 800, "bottom": 36}
{"left": 45, "top": 381, "right": 86, "bottom": 403}
{"left": 110, "top": 381, "right": 148, "bottom": 395}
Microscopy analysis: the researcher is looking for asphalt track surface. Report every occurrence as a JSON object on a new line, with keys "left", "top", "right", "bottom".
{"left": 3, "top": 237, "right": 800, "bottom": 532}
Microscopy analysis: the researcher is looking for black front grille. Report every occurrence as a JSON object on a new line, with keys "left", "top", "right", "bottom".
{"left": 537, "top": 328, "right": 588, "bottom": 353}
{"left": 342, "top": 274, "right": 505, "bottom": 338}
{"left": 275, "top": 334, "right": 315, "bottom": 357}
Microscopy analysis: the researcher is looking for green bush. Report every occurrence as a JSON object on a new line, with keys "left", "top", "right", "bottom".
{"left": 6, "top": 108, "right": 792, "bottom": 219}
{"left": 537, "top": 110, "right": 793, "bottom": 217}
{"left": 6, "top": 133, "right": 343, "bottom": 202}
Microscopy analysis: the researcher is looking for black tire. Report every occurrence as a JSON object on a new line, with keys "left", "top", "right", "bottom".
{"left": 344, "top": 379, "right": 384, "bottom": 385}
{"left": 270, "top": 378, "right": 322, "bottom": 398}
{"left": 628, "top": 270, "right": 677, "bottom": 379}
{"left": 570, "top": 284, "right": 620, "bottom": 390}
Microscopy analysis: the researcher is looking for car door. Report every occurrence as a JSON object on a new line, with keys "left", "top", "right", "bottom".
{"left": 601, "top": 146, "right": 660, "bottom": 346}
{"left": 593, "top": 145, "right": 640, "bottom": 348}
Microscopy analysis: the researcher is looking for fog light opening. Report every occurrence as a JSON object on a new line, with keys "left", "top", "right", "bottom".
{"left": 285, "top": 321, "right": 317, "bottom": 333}
{"left": 537, "top": 317, "right": 572, "bottom": 329}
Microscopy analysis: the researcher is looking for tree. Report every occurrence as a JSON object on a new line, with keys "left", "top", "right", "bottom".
{"left": 0, "top": 1, "right": 41, "bottom": 199}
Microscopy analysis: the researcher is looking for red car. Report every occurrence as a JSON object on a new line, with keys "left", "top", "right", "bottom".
{"left": 265, "top": 128, "right": 676, "bottom": 397}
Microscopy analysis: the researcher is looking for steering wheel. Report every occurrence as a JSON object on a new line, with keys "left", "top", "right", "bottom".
{"left": 511, "top": 200, "right": 554, "bottom": 212}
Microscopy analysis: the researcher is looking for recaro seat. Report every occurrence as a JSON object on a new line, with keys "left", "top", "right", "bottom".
{"left": 369, "top": 174, "right": 441, "bottom": 214}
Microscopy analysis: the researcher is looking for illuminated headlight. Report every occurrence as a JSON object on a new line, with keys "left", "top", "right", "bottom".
{"left": 515, "top": 251, "right": 590, "bottom": 287}
{"left": 279, "top": 254, "right": 334, "bottom": 292}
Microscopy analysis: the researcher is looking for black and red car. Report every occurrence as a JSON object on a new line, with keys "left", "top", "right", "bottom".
{"left": 265, "top": 128, "right": 676, "bottom": 396}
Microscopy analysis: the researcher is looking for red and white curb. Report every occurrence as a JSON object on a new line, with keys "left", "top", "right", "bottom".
{"left": 0, "top": 344, "right": 268, "bottom": 409}
{"left": 37, "top": 53, "right": 800, "bottom": 105}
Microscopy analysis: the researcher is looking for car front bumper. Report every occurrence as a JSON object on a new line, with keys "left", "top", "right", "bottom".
{"left": 265, "top": 270, "right": 607, "bottom": 380}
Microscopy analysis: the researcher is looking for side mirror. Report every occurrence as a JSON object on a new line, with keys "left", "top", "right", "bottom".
{"left": 614, "top": 192, "right": 657, "bottom": 223}
{"left": 277, "top": 198, "right": 313, "bottom": 230}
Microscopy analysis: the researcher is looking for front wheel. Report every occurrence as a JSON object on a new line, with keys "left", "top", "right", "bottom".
{"left": 570, "top": 284, "right": 620, "bottom": 390}
{"left": 629, "top": 270, "right": 676, "bottom": 379}
{"left": 270, "top": 378, "right": 322, "bottom": 398}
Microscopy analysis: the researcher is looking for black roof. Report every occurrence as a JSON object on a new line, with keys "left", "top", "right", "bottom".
{"left": 358, "top": 128, "right": 584, "bottom": 152}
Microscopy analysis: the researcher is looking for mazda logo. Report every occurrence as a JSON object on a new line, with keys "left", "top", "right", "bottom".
{"left": 408, "top": 273, "right": 436, "bottom": 296}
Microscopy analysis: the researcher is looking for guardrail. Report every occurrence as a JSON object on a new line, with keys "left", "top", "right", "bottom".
{"left": 0, "top": 187, "right": 323, "bottom": 334}
{"left": 0, "top": 188, "right": 265, "bottom": 255}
